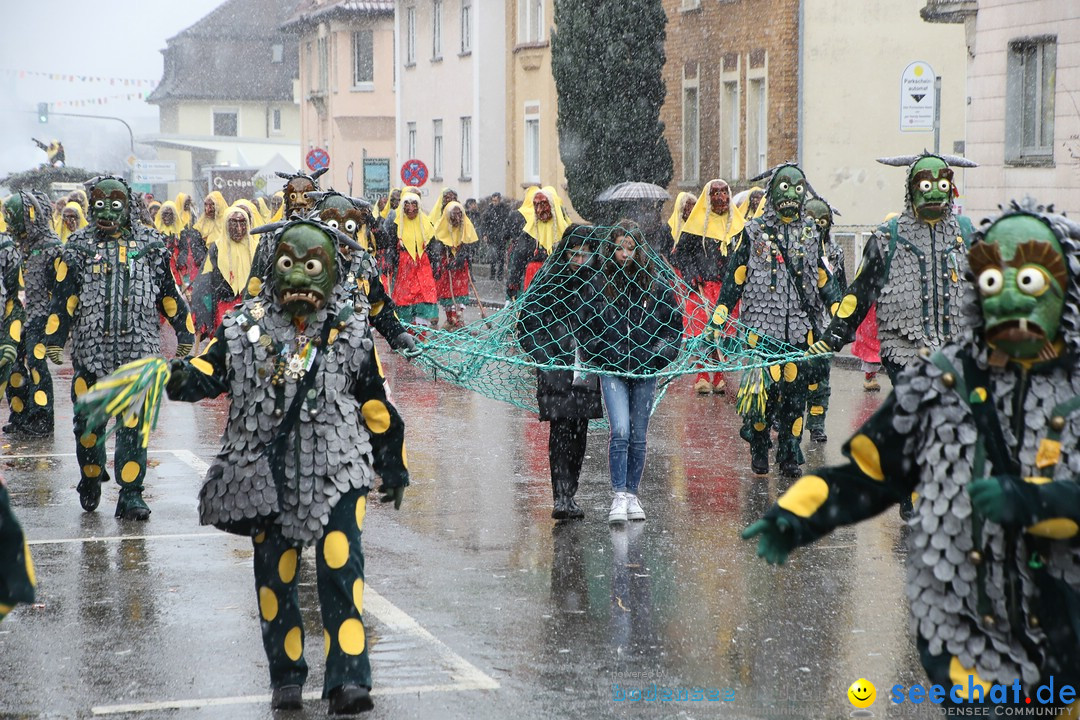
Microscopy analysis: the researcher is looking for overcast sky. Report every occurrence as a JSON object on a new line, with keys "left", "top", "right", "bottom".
{"left": 0, "top": 0, "right": 228, "bottom": 176}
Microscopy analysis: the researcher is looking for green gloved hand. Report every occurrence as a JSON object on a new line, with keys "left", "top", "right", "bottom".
{"left": 742, "top": 515, "right": 797, "bottom": 565}
{"left": 379, "top": 485, "right": 405, "bottom": 510}
{"left": 164, "top": 358, "right": 189, "bottom": 398}
{"left": 967, "top": 477, "right": 1010, "bottom": 525}
{"left": 175, "top": 342, "right": 193, "bottom": 358}
{"left": 46, "top": 346, "right": 64, "bottom": 365}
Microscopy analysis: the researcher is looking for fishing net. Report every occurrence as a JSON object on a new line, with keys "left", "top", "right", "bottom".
{"left": 407, "top": 223, "right": 821, "bottom": 421}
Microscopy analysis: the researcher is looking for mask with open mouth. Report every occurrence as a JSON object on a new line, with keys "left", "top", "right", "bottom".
{"left": 88, "top": 177, "right": 131, "bottom": 236}
{"left": 272, "top": 223, "right": 338, "bottom": 318}
{"left": 909, "top": 156, "right": 954, "bottom": 223}
{"left": 969, "top": 214, "right": 1066, "bottom": 361}
{"left": 767, "top": 166, "right": 806, "bottom": 223}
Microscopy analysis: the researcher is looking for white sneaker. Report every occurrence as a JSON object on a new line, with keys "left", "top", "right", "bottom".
{"left": 608, "top": 492, "right": 629, "bottom": 524}
{"left": 626, "top": 494, "right": 646, "bottom": 521}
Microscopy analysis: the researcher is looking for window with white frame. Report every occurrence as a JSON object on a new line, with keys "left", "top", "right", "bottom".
{"left": 746, "top": 76, "right": 767, "bottom": 178}
{"left": 681, "top": 78, "right": 700, "bottom": 183}
{"left": 461, "top": 1, "right": 472, "bottom": 54}
{"left": 518, "top": 0, "right": 544, "bottom": 44}
{"left": 433, "top": 119, "right": 444, "bottom": 178}
{"left": 1006, "top": 36, "right": 1056, "bottom": 165}
{"left": 720, "top": 80, "right": 740, "bottom": 180}
{"left": 432, "top": 0, "right": 443, "bottom": 60}
{"left": 271, "top": 108, "right": 282, "bottom": 134}
{"left": 213, "top": 109, "right": 238, "bottom": 137}
{"left": 405, "top": 6, "right": 417, "bottom": 65}
{"left": 460, "top": 116, "right": 472, "bottom": 179}
{"left": 407, "top": 122, "right": 417, "bottom": 158}
{"left": 352, "top": 30, "right": 374, "bottom": 88}
{"left": 524, "top": 106, "right": 540, "bottom": 183}
{"left": 317, "top": 36, "right": 329, "bottom": 92}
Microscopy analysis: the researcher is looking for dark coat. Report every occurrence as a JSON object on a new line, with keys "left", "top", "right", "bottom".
{"left": 516, "top": 233, "right": 603, "bottom": 422}
{"left": 671, "top": 231, "right": 727, "bottom": 287}
{"left": 577, "top": 268, "right": 683, "bottom": 375}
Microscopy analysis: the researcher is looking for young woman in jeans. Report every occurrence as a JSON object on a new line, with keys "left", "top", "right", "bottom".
{"left": 578, "top": 221, "right": 682, "bottom": 524}
{"left": 516, "top": 224, "right": 604, "bottom": 520}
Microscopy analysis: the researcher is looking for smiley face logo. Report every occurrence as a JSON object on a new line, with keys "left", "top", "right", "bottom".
{"left": 848, "top": 678, "right": 876, "bottom": 709}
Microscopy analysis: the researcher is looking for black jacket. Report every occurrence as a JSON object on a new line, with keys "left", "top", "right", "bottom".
{"left": 516, "top": 233, "right": 603, "bottom": 422}
{"left": 577, "top": 269, "right": 682, "bottom": 375}
{"left": 671, "top": 231, "right": 728, "bottom": 288}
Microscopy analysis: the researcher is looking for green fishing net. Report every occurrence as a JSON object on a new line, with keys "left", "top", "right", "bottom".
{"left": 407, "top": 223, "right": 822, "bottom": 422}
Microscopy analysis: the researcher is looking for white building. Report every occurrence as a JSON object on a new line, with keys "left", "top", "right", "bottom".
{"left": 394, "top": 0, "right": 507, "bottom": 204}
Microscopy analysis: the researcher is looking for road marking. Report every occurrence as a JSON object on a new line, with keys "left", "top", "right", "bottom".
{"left": 28, "top": 532, "right": 226, "bottom": 546}
{"left": 90, "top": 588, "right": 499, "bottom": 716}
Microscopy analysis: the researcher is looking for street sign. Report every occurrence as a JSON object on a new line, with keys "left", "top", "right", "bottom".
{"left": 133, "top": 161, "right": 177, "bottom": 184}
{"left": 363, "top": 158, "right": 390, "bottom": 202}
{"left": 306, "top": 147, "right": 330, "bottom": 172}
{"left": 207, "top": 167, "right": 258, "bottom": 204}
{"left": 400, "top": 158, "right": 428, "bottom": 188}
{"left": 900, "top": 61, "right": 936, "bottom": 132}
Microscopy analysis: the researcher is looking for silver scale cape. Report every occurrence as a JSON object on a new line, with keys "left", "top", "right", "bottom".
{"left": 739, "top": 206, "right": 827, "bottom": 344}
{"left": 874, "top": 203, "right": 974, "bottom": 367}
{"left": 62, "top": 224, "right": 175, "bottom": 376}
{"left": 897, "top": 341, "right": 1080, "bottom": 688}
{"left": 197, "top": 290, "right": 378, "bottom": 545}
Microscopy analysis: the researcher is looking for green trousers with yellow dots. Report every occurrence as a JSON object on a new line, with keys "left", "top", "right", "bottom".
{"left": 4, "top": 322, "right": 54, "bottom": 435}
{"left": 254, "top": 489, "right": 370, "bottom": 696}
{"left": 740, "top": 357, "right": 825, "bottom": 466}
{"left": 805, "top": 365, "right": 831, "bottom": 434}
{"left": 70, "top": 366, "right": 147, "bottom": 513}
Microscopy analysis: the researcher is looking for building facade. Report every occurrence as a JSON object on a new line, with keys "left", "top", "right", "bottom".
{"left": 395, "top": 0, "right": 506, "bottom": 206}
{"left": 504, "top": 0, "right": 575, "bottom": 214}
{"left": 146, "top": 0, "right": 301, "bottom": 201}
{"left": 660, "top": 0, "right": 801, "bottom": 200}
{"left": 924, "top": 0, "right": 1080, "bottom": 219}
{"left": 284, "top": 0, "right": 397, "bottom": 202}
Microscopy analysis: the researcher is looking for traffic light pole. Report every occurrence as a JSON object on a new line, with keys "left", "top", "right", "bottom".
{"left": 43, "top": 111, "right": 135, "bottom": 154}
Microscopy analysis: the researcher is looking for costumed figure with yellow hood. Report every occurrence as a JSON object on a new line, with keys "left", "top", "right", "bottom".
{"left": 46, "top": 175, "right": 195, "bottom": 520}
{"left": 431, "top": 201, "right": 479, "bottom": 330}
{"left": 673, "top": 179, "right": 745, "bottom": 395}
{"left": 665, "top": 191, "right": 695, "bottom": 259}
{"left": 426, "top": 187, "right": 458, "bottom": 226}
{"left": 192, "top": 205, "right": 259, "bottom": 336}
{"left": 171, "top": 193, "right": 209, "bottom": 297}
{"left": 59, "top": 201, "right": 88, "bottom": 244}
{"left": 389, "top": 192, "right": 439, "bottom": 328}
{"left": 506, "top": 186, "right": 571, "bottom": 301}
{"left": 269, "top": 191, "right": 285, "bottom": 223}
{"left": 706, "top": 164, "right": 840, "bottom": 478}
{"left": 194, "top": 191, "right": 228, "bottom": 250}
{"left": 2, "top": 190, "right": 62, "bottom": 437}
{"left": 155, "top": 201, "right": 190, "bottom": 295}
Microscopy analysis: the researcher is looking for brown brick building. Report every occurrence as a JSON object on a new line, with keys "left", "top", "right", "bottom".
{"left": 660, "top": 0, "right": 800, "bottom": 197}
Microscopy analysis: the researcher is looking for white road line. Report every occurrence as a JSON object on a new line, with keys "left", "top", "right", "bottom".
{"left": 28, "top": 532, "right": 227, "bottom": 546}
{"left": 2, "top": 449, "right": 204, "bottom": 461}
{"left": 90, "top": 682, "right": 497, "bottom": 715}
{"left": 168, "top": 448, "right": 210, "bottom": 475}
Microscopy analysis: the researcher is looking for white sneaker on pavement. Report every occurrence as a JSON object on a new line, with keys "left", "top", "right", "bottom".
{"left": 626, "top": 494, "right": 646, "bottom": 521}
{"left": 608, "top": 492, "right": 629, "bottom": 524}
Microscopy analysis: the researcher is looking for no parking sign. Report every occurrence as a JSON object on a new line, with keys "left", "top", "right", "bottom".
{"left": 306, "top": 147, "right": 330, "bottom": 172}
{"left": 400, "top": 159, "right": 428, "bottom": 188}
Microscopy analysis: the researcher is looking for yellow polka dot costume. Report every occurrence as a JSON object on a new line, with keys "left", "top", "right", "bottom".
{"left": 164, "top": 220, "right": 408, "bottom": 704}
{"left": 0, "top": 483, "right": 35, "bottom": 622}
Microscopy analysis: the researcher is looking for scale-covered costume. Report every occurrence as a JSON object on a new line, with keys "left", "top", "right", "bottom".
{"left": 803, "top": 197, "right": 844, "bottom": 442}
{"left": 165, "top": 219, "right": 407, "bottom": 714}
{"left": 46, "top": 176, "right": 195, "bottom": 520}
{"left": 2, "top": 191, "right": 62, "bottom": 437}
{"left": 708, "top": 164, "right": 840, "bottom": 476}
{"left": 813, "top": 153, "right": 978, "bottom": 380}
{"left": 747, "top": 201, "right": 1080, "bottom": 713}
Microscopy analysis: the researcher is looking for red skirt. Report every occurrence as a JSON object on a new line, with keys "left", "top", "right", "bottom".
{"left": 852, "top": 303, "right": 881, "bottom": 363}
{"left": 523, "top": 260, "right": 544, "bottom": 292}
{"left": 436, "top": 262, "right": 471, "bottom": 302}
{"left": 682, "top": 281, "right": 737, "bottom": 337}
{"left": 392, "top": 250, "right": 437, "bottom": 307}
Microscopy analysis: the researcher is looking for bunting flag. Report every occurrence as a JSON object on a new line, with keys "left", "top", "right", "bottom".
{"left": 48, "top": 93, "right": 152, "bottom": 109}
{"left": 1, "top": 68, "right": 157, "bottom": 87}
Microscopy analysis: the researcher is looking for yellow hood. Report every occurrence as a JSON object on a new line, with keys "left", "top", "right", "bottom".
{"left": 194, "top": 191, "right": 228, "bottom": 245}
{"left": 434, "top": 201, "right": 479, "bottom": 249}
{"left": 154, "top": 201, "right": 183, "bottom": 237}
{"left": 667, "top": 191, "right": 695, "bottom": 244}
{"left": 175, "top": 192, "right": 193, "bottom": 228}
{"left": 681, "top": 179, "right": 745, "bottom": 254}
{"left": 733, "top": 186, "right": 765, "bottom": 220}
{"left": 209, "top": 205, "right": 259, "bottom": 296}
{"left": 395, "top": 192, "right": 436, "bottom": 260}
{"left": 518, "top": 186, "right": 571, "bottom": 254}
{"left": 59, "top": 202, "right": 88, "bottom": 243}
{"left": 427, "top": 187, "right": 457, "bottom": 225}
{"left": 380, "top": 188, "right": 400, "bottom": 220}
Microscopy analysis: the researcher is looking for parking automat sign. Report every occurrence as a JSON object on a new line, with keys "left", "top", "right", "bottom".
{"left": 306, "top": 147, "right": 330, "bottom": 172}
{"left": 400, "top": 159, "right": 428, "bottom": 188}
{"left": 900, "top": 61, "right": 936, "bottom": 132}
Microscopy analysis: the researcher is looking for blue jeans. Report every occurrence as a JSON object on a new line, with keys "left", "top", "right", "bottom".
{"left": 600, "top": 376, "right": 657, "bottom": 494}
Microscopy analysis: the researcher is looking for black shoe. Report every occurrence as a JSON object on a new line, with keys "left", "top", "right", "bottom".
{"left": 551, "top": 495, "right": 570, "bottom": 520}
{"left": 77, "top": 477, "right": 101, "bottom": 512}
{"left": 751, "top": 452, "right": 769, "bottom": 475}
{"left": 565, "top": 497, "right": 585, "bottom": 520}
{"left": 779, "top": 461, "right": 801, "bottom": 478}
{"left": 115, "top": 490, "right": 151, "bottom": 521}
{"left": 328, "top": 684, "right": 374, "bottom": 715}
{"left": 809, "top": 428, "right": 827, "bottom": 443}
{"left": 271, "top": 684, "right": 303, "bottom": 710}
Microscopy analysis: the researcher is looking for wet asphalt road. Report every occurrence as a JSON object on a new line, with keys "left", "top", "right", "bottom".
{"left": 0, "top": 324, "right": 935, "bottom": 720}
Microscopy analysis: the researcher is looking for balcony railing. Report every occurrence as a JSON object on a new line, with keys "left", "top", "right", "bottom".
{"left": 920, "top": 0, "right": 977, "bottom": 23}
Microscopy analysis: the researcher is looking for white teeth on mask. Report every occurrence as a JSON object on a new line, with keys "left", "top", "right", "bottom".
{"left": 1019, "top": 318, "right": 1028, "bottom": 332}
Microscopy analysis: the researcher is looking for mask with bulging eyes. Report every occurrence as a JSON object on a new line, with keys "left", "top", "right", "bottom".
{"left": 273, "top": 224, "right": 338, "bottom": 317}
{"left": 908, "top": 156, "right": 954, "bottom": 222}
{"left": 804, "top": 198, "right": 832, "bottom": 235}
{"left": 317, "top": 195, "right": 367, "bottom": 252}
{"left": 89, "top": 178, "right": 131, "bottom": 235}
{"left": 768, "top": 166, "right": 806, "bottom": 223}
{"left": 284, "top": 177, "right": 317, "bottom": 216}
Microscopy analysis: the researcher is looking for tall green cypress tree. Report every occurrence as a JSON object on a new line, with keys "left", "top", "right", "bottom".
{"left": 552, "top": 0, "right": 673, "bottom": 223}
